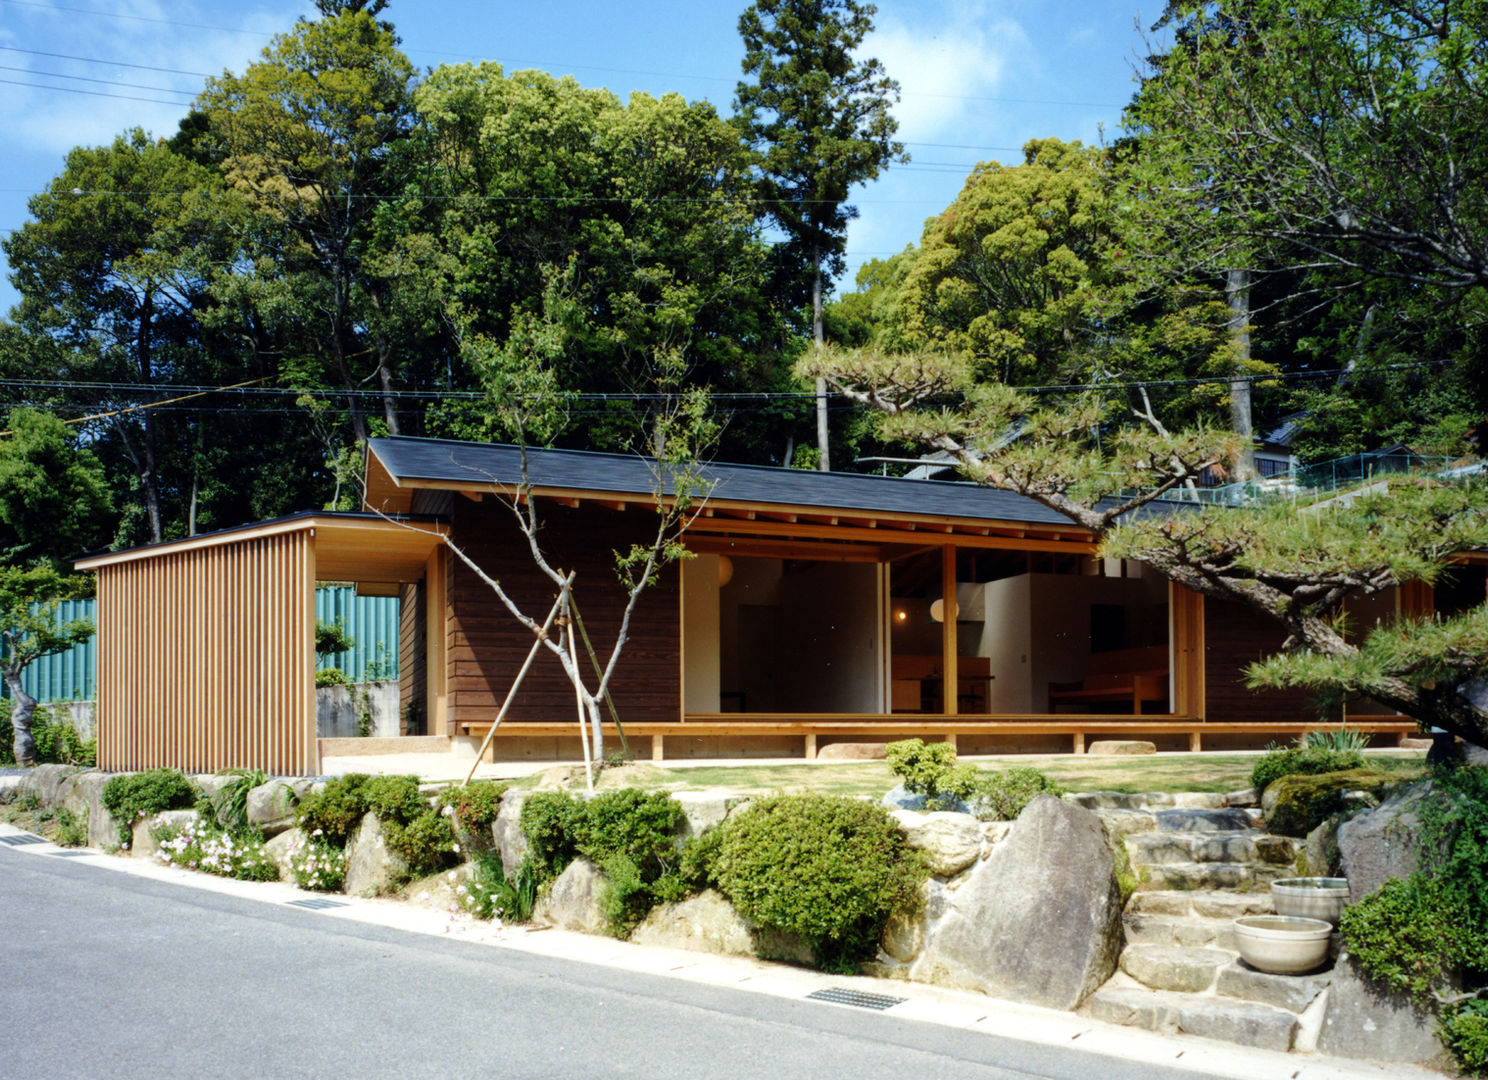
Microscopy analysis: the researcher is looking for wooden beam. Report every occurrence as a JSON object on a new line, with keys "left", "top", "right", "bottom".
{"left": 941, "top": 544, "right": 957, "bottom": 717}
{"left": 684, "top": 536, "right": 883, "bottom": 563}
{"left": 684, "top": 516, "right": 1096, "bottom": 553}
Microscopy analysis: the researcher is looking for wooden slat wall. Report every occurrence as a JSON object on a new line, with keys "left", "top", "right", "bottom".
{"left": 1171, "top": 584, "right": 1205, "bottom": 717}
{"left": 96, "top": 531, "right": 316, "bottom": 774}
{"left": 398, "top": 580, "right": 426, "bottom": 735}
{"left": 447, "top": 499, "right": 680, "bottom": 727}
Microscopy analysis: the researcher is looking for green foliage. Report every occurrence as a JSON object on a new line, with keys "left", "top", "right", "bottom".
{"left": 0, "top": 702, "right": 95, "bottom": 767}
{"left": 597, "top": 853, "right": 651, "bottom": 937}
{"left": 459, "top": 851, "right": 538, "bottom": 923}
{"left": 1303, "top": 728, "right": 1371, "bottom": 753}
{"left": 210, "top": 768, "right": 267, "bottom": 834}
{"left": 101, "top": 769, "right": 196, "bottom": 848}
{"left": 1340, "top": 874, "right": 1473, "bottom": 1002}
{"left": 296, "top": 773, "right": 373, "bottom": 846}
{"left": 712, "top": 794, "right": 926, "bottom": 972}
{"left": 575, "top": 789, "right": 684, "bottom": 876}
{"left": 0, "top": 408, "right": 113, "bottom": 566}
{"left": 441, "top": 780, "right": 508, "bottom": 834}
{"left": 972, "top": 767, "right": 1065, "bottom": 822}
{"left": 53, "top": 806, "right": 87, "bottom": 848}
{"left": 1251, "top": 746, "right": 1366, "bottom": 795}
{"left": 885, "top": 738, "right": 976, "bottom": 809}
{"left": 383, "top": 808, "right": 457, "bottom": 878}
{"left": 1444, "top": 1000, "right": 1488, "bottom": 1076}
{"left": 290, "top": 837, "right": 347, "bottom": 892}
{"left": 315, "top": 667, "right": 350, "bottom": 688}
{"left": 361, "top": 774, "right": 426, "bottom": 823}
{"left": 153, "top": 820, "right": 279, "bottom": 882}
{"left": 315, "top": 617, "right": 356, "bottom": 664}
{"left": 1264, "top": 768, "right": 1395, "bottom": 838}
{"left": 519, "top": 791, "right": 587, "bottom": 881}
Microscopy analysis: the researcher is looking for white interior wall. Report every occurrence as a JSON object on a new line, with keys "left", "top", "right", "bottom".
{"left": 682, "top": 554, "right": 721, "bottom": 713}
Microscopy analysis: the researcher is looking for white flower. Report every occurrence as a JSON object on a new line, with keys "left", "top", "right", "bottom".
{"left": 452, "top": 843, "right": 460, "bottom": 853}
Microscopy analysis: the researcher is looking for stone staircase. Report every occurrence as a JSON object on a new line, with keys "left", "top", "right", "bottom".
{"left": 1071, "top": 793, "right": 1337, "bottom": 1053}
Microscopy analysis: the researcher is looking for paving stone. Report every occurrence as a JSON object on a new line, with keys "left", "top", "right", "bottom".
{"left": 1173, "top": 919, "right": 1235, "bottom": 950}
{"left": 1217, "top": 960, "right": 1332, "bottom": 1014}
{"left": 1177, "top": 998, "right": 1298, "bottom": 1051}
{"left": 1087, "top": 740, "right": 1156, "bottom": 755}
{"left": 1190, "top": 892, "right": 1275, "bottom": 918}
{"left": 1087, "top": 987, "right": 1179, "bottom": 1032}
{"left": 1139, "top": 862, "right": 1251, "bottom": 891}
{"left": 1092, "top": 808, "right": 1157, "bottom": 844}
{"left": 1154, "top": 808, "right": 1254, "bottom": 832}
{"left": 1127, "top": 891, "right": 1193, "bottom": 916}
{"left": 1065, "top": 792, "right": 1145, "bottom": 811}
{"left": 1253, "top": 834, "right": 1298, "bottom": 865}
{"left": 1169, "top": 792, "right": 1226, "bottom": 809}
{"left": 1120, "top": 945, "right": 1231, "bottom": 993}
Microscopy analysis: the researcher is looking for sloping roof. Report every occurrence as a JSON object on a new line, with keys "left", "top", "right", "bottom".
{"left": 365, "top": 436, "right": 1080, "bottom": 528}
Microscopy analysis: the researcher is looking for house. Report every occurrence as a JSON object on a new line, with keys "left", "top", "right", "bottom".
{"left": 75, "top": 435, "right": 1439, "bottom": 775}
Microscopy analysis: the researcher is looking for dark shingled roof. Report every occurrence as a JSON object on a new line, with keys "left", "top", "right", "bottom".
{"left": 367, "top": 436, "right": 1082, "bottom": 527}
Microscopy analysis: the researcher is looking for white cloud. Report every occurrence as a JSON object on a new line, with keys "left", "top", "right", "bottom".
{"left": 2, "top": 1, "right": 304, "bottom": 157}
{"left": 864, "top": 1, "right": 1030, "bottom": 143}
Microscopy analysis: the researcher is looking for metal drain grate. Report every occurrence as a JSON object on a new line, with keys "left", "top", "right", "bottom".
{"left": 286, "top": 898, "right": 349, "bottom": 911}
{"left": 0, "top": 833, "right": 47, "bottom": 846}
{"left": 806, "top": 987, "right": 906, "bottom": 1011}
{"left": 48, "top": 851, "right": 93, "bottom": 858}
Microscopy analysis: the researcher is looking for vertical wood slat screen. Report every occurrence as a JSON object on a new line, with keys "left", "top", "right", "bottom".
{"left": 95, "top": 531, "right": 316, "bottom": 775}
{"left": 1171, "top": 584, "right": 1206, "bottom": 718}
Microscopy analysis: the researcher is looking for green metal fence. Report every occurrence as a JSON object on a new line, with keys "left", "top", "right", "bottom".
{"left": 6, "top": 586, "right": 402, "bottom": 703}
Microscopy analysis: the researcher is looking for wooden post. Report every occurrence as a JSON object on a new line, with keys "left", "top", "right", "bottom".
{"left": 1073, "top": 731, "right": 1085, "bottom": 754}
{"left": 944, "top": 732, "right": 957, "bottom": 752}
{"left": 652, "top": 734, "right": 665, "bottom": 762}
{"left": 1190, "top": 730, "right": 1203, "bottom": 753}
{"left": 804, "top": 733, "right": 818, "bottom": 760}
{"left": 941, "top": 545, "right": 958, "bottom": 716}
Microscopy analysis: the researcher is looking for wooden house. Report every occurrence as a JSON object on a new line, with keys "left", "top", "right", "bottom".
{"left": 76, "top": 435, "right": 1440, "bottom": 775}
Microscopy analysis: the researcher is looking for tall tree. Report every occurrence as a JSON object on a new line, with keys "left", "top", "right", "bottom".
{"left": 0, "top": 409, "right": 113, "bottom": 566}
{"left": 198, "top": 9, "right": 417, "bottom": 442}
{"left": 734, "top": 0, "right": 904, "bottom": 470}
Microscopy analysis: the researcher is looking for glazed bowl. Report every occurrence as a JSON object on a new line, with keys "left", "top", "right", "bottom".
{"left": 1234, "top": 915, "right": 1333, "bottom": 974}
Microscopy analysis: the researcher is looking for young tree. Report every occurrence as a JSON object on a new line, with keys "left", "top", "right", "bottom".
{"left": 734, "top": 0, "right": 905, "bottom": 470}
{"left": 802, "top": 346, "right": 1488, "bottom": 748}
{"left": 0, "top": 567, "right": 93, "bottom": 766}
{"left": 0, "top": 409, "right": 113, "bottom": 566}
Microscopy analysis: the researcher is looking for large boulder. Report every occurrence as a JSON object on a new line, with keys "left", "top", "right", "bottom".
{"left": 493, "top": 790, "right": 531, "bottom": 877}
{"left": 631, "top": 889, "right": 755, "bottom": 956}
{"left": 531, "top": 857, "right": 607, "bottom": 935}
{"left": 671, "top": 791, "right": 748, "bottom": 839}
{"left": 246, "top": 779, "right": 313, "bottom": 837}
{"left": 20, "top": 764, "right": 82, "bottom": 809}
{"left": 343, "top": 812, "right": 408, "bottom": 897}
{"left": 890, "top": 809, "right": 982, "bottom": 877}
{"left": 133, "top": 809, "right": 201, "bottom": 858}
{"left": 906, "top": 795, "right": 1122, "bottom": 1010}
{"left": 60, "top": 771, "right": 124, "bottom": 849}
{"left": 1337, "top": 781, "right": 1431, "bottom": 903}
{"left": 1262, "top": 769, "right": 1394, "bottom": 838}
{"left": 1318, "top": 953, "right": 1440, "bottom": 1062}
{"left": 264, "top": 828, "right": 307, "bottom": 880}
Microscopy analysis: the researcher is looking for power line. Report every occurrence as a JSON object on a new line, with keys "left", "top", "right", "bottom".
{"left": 0, "top": 76, "right": 189, "bottom": 106}
{"left": 0, "top": 44, "right": 212, "bottom": 78}
{"left": 0, "top": 63, "right": 197, "bottom": 96}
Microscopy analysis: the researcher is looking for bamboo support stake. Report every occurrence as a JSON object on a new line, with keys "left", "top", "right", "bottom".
{"left": 461, "top": 579, "right": 570, "bottom": 785}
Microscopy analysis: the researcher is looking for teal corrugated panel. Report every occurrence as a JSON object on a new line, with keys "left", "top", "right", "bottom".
{"left": 314, "top": 586, "right": 400, "bottom": 682}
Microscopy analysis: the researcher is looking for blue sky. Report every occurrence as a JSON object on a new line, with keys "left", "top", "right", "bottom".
{"left": 0, "top": 0, "right": 1161, "bottom": 315}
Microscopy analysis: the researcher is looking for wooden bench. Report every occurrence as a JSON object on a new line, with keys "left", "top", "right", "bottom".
{"left": 1049, "top": 645, "right": 1170, "bottom": 715}
{"left": 456, "top": 716, "right": 1421, "bottom": 761}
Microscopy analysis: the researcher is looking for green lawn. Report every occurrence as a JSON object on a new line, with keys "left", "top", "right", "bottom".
{"left": 515, "top": 750, "right": 1429, "bottom": 799}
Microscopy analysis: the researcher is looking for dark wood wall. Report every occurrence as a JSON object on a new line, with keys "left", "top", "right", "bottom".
{"left": 446, "top": 499, "right": 681, "bottom": 727}
{"left": 1204, "top": 598, "right": 1323, "bottom": 723}
{"left": 399, "top": 581, "right": 426, "bottom": 735}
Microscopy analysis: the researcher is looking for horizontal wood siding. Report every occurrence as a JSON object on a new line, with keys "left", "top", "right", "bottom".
{"left": 1204, "top": 598, "right": 1321, "bottom": 724}
{"left": 95, "top": 531, "right": 316, "bottom": 774}
{"left": 448, "top": 499, "right": 680, "bottom": 727}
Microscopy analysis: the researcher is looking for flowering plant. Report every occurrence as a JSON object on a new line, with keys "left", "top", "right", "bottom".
{"left": 289, "top": 835, "right": 347, "bottom": 892}
{"left": 153, "top": 820, "right": 279, "bottom": 882}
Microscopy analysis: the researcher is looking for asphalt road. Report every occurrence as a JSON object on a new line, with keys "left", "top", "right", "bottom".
{"left": 0, "top": 846, "right": 1213, "bottom": 1080}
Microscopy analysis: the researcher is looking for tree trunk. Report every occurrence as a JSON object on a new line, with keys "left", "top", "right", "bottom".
{"left": 812, "top": 253, "right": 830, "bottom": 472}
{"left": 1225, "top": 268, "right": 1255, "bottom": 483}
{"left": 137, "top": 285, "right": 163, "bottom": 543}
{"left": 5, "top": 667, "right": 38, "bottom": 766}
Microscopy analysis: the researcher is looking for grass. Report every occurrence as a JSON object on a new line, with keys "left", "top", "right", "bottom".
{"left": 513, "top": 750, "right": 1430, "bottom": 799}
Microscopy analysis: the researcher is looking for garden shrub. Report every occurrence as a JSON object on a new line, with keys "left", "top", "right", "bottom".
{"left": 296, "top": 773, "right": 374, "bottom": 846}
{"left": 53, "top": 806, "right": 87, "bottom": 848}
{"left": 1302, "top": 727, "right": 1370, "bottom": 753}
{"left": 1251, "top": 745, "right": 1365, "bottom": 795}
{"left": 384, "top": 808, "right": 457, "bottom": 877}
{"left": 153, "top": 820, "right": 279, "bottom": 882}
{"left": 1444, "top": 1001, "right": 1488, "bottom": 1075}
{"left": 972, "top": 767, "right": 1064, "bottom": 821}
{"left": 441, "top": 780, "right": 508, "bottom": 834}
{"left": 1264, "top": 768, "right": 1394, "bottom": 837}
{"left": 210, "top": 768, "right": 267, "bottom": 834}
{"left": 711, "top": 793, "right": 926, "bottom": 972}
{"left": 290, "top": 837, "right": 347, "bottom": 892}
{"left": 362, "top": 774, "right": 427, "bottom": 824}
{"left": 886, "top": 738, "right": 976, "bottom": 809}
{"left": 101, "top": 768, "right": 196, "bottom": 847}
{"left": 459, "top": 851, "right": 538, "bottom": 923}
{"left": 575, "top": 788, "right": 684, "bottom": 876}
{"left": 520, "top": 791, "right": 587, "bottom": 880}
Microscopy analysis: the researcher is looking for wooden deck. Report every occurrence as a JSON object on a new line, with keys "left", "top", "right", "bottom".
{"left": 457, "top": 714, "right": 1422, "bottom": 760}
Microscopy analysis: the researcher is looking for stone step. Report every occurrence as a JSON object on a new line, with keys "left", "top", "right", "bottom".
{"left": 1087, "top": 984, "right": 1300, "bottom": 1052}
{"left": 1126, "top": 831, "right": 1296, "bottom": 868}
{"left": 1067, "top": 791, "right": 1228, "bottom": 812}
{"left": 1217, "top": 960, "right": 1332, "bottom": 1014}
{"left": 1127, "top": 889, "right": 1276, "bottom": 918}
{"left": 1153, "top": 807, "right": 1260, "bottom": 832}
{"left": 1120, "top": 945, "right": 1234, "bottom": 993}
{"left": 1122, "top": 912, "right": 1239, "bottom": 951}
{"left": 1136, "top": 861, "right": 1293, "bottom": 892}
